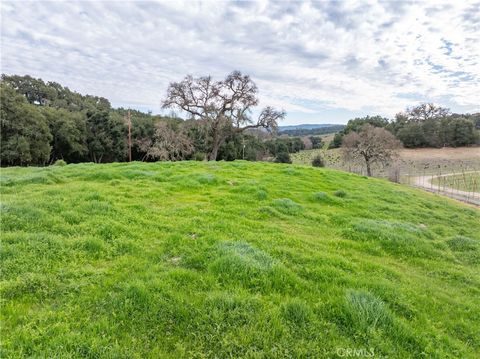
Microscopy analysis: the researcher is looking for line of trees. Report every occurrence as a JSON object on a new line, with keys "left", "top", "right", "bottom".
{"left": 1, "top": 73, "right": 294, "bottom": 166}
{"left": 330, "top": 105, "right": 480, "bottom": 149}
{"left": 2, "top": 74, "right": 478, "bottom": 167}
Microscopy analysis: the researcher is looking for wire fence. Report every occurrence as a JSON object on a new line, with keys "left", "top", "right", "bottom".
{"left": 292, "top": 148, "right": 480, "bottom": 205}
{"left": 402, "top": 169, "right": 479, "bottom": 205}
{"left": 326, "top": 155, "right": 480, "bottom": 206}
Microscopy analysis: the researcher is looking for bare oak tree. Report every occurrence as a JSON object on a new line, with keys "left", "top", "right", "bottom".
{"left": 162, "top": 71, "right": 285, "bottom": 160}
{"left": 402, "top": 103, "right": 450, "bottom": 122}
{"left": 341, "top": 124, "right": 402, "bottom": 177}
{"left": 138, "top": 122, "right": 193, "bottom": 161}
{"left": 302, "top": 136, "right": 313, "bottom": 150}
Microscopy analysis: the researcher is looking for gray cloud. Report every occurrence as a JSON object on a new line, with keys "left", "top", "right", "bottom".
{"left": 1, "top": 0, "right": 479, "bottom": 124}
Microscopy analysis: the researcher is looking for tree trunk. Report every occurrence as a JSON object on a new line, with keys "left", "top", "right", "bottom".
{"left": 209, "top": 142, "right": 220, "bottom": 161}
{"left": 365, "top": 158, "right": 372, "bottom": 177}
{"left": 208, "top": 132, "right": 222, "bottom": 161}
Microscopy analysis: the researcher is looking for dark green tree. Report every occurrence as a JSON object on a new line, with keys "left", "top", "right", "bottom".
{"left": 329, "top": 115, "right": 390, "bottom": 148}
{"left": 328, "top": 132, "right": 343, "bottom": 149}
{"left": 85, "top": 106, "right": 126, "bottom": 163}
{"left": 396, "top": 123, "right": 426, "bottom": 148}
{"left": 41, "top": 107, "right": 87, "bottom": 162}
{"left": 274, "top": 152, "right": 291, "bottom": 164}
{"left": 309, "top": 136, "right": 323, "bottom": 149}
{"left": 1, "top": 83, "right": 52, "bottom": 165}
{"left": 446, "top": 118, "right": 476, "bottom": 147}
{"left": 422, "top": 119, "right": 441, "bottom": 147}
{"left": 343, "top": 115, "right": 390, "bottom": 133}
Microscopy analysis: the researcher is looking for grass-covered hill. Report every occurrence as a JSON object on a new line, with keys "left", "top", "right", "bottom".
{"left": 1, "top": 161, "right": 479, "bottom": 358}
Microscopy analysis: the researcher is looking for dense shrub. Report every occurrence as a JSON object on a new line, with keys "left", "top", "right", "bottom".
{"left": 215, "top": 133, "right": 266, "bottom": 162}
{"left": 194, "top": 152, "right": 206, "bottom": 161}
{"left": 265, "top": 137, "right": 304, "bottom": 156}
{"left": 53, "top": 159, "right": 67, "bottom": 166}
{"left": 311, "top": 155, "right": 325, "bottom": 167}
{"left": 274, "top": 152, "right": 292, "bottom": 164}
{"left": 334, "top": 190, "right": 347, "bottom": 198}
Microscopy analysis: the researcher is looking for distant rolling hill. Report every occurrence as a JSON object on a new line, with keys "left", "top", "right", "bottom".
{"left": 279, "top": 124, "right": 340, "bottom": 131}
{"left": 278, "top": 123, "right": 345, "bottom": 136}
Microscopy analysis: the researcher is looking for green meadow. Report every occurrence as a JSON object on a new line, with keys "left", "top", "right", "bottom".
{"left": 1, "top": 161, "right": 479, "bottom": 358}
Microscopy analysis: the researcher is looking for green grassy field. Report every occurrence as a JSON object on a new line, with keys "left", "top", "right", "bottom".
{"left": 1, "top": 161, "right": 479, "bottom": 358}
{"left": 431, "top": 172, "right": 480, "bottom": 192}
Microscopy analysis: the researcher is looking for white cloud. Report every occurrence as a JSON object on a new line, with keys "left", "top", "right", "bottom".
{"left": 1, "top": 0, "right": 479, "bottom": 124}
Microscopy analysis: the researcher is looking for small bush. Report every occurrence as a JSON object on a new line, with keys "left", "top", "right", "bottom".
{"left": 311, "top": 155, "right": 325, "bottom": 167}
{"left": 272, "top": 198, "right": 302, "bottom": 214}
{"left": 196, "top": 173, "right": 217, "bottom": 184}
{"left": 256, "top": 189, "right": 268, "bottom": 200}
{"left": 281, "top": 299, "right": 312, "bottom": 326}
{"left": 210, "top": 241, "right": 275, "bottom": 288}
{"left": 312, "top": 192, "right": 330, "bottom": 202}
{"left": 447, "top": 235, "right": 478, "bottom": 251}
{"left": 53, "top": 159, "right": 67, "bottom": 166}
{"left": 274, "top": 152, "right": 292, "bottom": 164}
{"left": 334, "top": 190, "right": 347, "bottom": 198}
{"left": 344, "top": 290, "right": 392, "bottom": 332}
{"left": 194, "top": 152, "right": 206, "bottom": 161}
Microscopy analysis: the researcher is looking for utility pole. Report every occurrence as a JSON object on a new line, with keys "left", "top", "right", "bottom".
{"left": 126, "top": 110, "right": 132, "bottom": 162}
{"left": 242, "top": 135, "right": 245, "bottom": 160}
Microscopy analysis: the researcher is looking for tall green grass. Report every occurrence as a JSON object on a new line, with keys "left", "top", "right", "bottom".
{"left": 1, "top": 161, "right": 479, "bottom": 357}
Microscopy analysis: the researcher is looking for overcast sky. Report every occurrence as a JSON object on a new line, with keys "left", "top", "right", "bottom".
{"left": 1, "top": 0, "right": 479, "bottom": 124}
